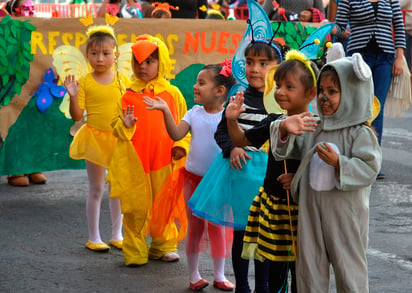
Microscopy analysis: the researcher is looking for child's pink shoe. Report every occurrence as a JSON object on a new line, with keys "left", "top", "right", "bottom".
{"left": 189, "top": 279, "right": 209, "bottom": 291}
{"left": 213, "top": 280, "right": 235, "bottom": 291}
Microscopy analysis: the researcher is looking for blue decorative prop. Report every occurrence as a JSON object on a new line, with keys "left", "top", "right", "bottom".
{"left": 227, "top": 83, "right": 246, "bottom": 102}
{"left": 34, "top": 68, "right": 66, "bottom": 113}
{"left": 299, "top": 22, "right": 335, "bottom": 60}
{"left": 231, "top": 0, "right": 274, "bottom": 88}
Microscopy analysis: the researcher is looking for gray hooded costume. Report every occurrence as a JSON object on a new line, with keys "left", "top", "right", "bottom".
{"left": 271, "top": 55, "right": 382, "bottom": 293}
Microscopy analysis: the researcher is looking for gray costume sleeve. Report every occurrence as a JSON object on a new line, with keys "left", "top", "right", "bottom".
{"left": 336, "top": 126, "right": 382, "bottom": 191}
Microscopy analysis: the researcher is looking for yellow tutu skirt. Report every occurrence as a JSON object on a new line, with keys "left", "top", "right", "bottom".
{"left": 70, "top": 124, "right": 117, "bottom": 168}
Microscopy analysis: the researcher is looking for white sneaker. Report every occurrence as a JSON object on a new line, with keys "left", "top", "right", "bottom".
{"left": 161, "top": 252, "right": 180, "bottom": 262}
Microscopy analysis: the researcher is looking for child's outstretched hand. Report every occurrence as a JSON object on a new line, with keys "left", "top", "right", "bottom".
{"left": 317, "top": 143, "right": 339, "bottom": 169}
{"left": 277, "top": 172, "right": 295, "bottom": 191}
{"left": 63, "top": 75, "right": 80, "bottom": 97}
{"left": 121, "top": 105, "right": 137, "bottom": 128}
{"left": 280, "top": 112, "right": 319, "bottom": 137}
{"left": 225, "top": 92, "right": 245, "bottom": 121}
{"left": 143, "top": 96, "right": 168, "bottom": 111}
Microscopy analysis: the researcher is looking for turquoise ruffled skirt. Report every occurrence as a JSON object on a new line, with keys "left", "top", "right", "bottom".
{"left": 188, "top": 151, "right": 267, "bottom": 230}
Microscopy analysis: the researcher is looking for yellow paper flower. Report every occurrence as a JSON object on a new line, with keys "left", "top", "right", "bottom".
{"left": 105, "top": 13, "right": 119, "bottom": 26}
{"left": 199, "top": 5, "right": 207, "bottom": 12}
{"left": 79, "top": 14, "right": 93, "bottom": 27}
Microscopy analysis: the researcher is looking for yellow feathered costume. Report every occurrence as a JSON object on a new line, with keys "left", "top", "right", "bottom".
{"left": 107, "top": 35, "right": 190, "bottom": 266}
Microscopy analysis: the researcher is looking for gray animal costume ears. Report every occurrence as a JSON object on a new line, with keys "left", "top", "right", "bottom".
{"left": 352, "top": 53, "right": 372, "bottom": 81}
{"left": 326, "top": 43, "right": 372, "bottom": 81}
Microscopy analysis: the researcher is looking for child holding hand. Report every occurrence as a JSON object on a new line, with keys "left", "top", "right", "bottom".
{"left": 189, "top": 39, "right": 286, "bottom": 293}
{"left": 144, "top": 62, "right": 237, "bottom": 291}
{"left": 225, "top": 50, "right": 319, "bottom": 293}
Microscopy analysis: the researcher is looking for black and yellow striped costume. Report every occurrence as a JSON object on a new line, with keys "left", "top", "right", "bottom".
{"left": 240, "top": 114, "right": 300, "bottom": 262}
{"left": 243, "top": 187, "right": 298, "bottom": 262}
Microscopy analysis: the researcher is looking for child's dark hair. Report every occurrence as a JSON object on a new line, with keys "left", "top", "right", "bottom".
{"left": 202, "top": 64, "right": 237, "bottom": 100}
{"left": 244, "top": 40, "right": 290, "bottom": 63}
{"left": 318, "top": 66, "right": 340, "bottom": 91}
{"left": 274, "top": 59, "right": 319, "bottom": 93}
{"left": 86, "top": 31, "right": 118, "bottom": 54}
{"left": 152, "top": 9, "right": 170, "bottom": 18}
{"left": 6, "top": 0, "right": 23, "bottom": 14}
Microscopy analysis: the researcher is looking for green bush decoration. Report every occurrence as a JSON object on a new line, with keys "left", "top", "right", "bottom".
{"left": 0, "top": 15, "right": 35, "bottom": 108}
{"left": 271, "top": 22, "right": 319, "bottom": 52}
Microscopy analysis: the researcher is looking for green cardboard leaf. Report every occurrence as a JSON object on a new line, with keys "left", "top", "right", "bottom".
{"left": 3, "top": 75, "right": 9, "bottom": 85}
{"left": 8, "top": 37, "right": 17, "bottom": 45}
{"left": 0, "top": 57, "right": 8, "bottom": 67}
{"left": 10, "top": 25, "right": 17, "bottom": 38}
{"left": 23, "top": 21, "right": 36, "bottom": 31}
{"left": 0, "top": 15, "right": 12, "bottom": 24}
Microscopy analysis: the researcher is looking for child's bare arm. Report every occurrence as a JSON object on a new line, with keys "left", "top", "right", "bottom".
{"left": 226, "top": 92, "right": 251, "bottom": 147}
{"left": 144, "top": 96, "right": 190, "bottom": 141}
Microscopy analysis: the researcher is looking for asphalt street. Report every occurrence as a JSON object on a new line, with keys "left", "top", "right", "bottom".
{"left": 1, "top": 108, "right": 412, "bottom": 293}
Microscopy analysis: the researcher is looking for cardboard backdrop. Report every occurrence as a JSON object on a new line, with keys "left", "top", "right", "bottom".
{"left": 0, "top": 17, "right": 317, "bottom": 175}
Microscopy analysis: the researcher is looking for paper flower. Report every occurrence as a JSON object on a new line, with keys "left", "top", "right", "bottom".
{"left": 33, "top": 68, "right": 66, "bottom": 113}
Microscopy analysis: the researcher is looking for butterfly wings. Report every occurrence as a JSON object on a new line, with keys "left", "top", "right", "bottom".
{"left": 232, "top": 0, "right": 274, "bottom": 88}
{"left": 264, "top": 65, "right": 285, "bottom": 114}
{"left": 299, "top": 22, "right": 335, "bottom": 59}
{"left": 52, "top": 43, "right": 133, "bottom": 119}
{"left": 52, "top": 45, "right": 89, "bottom": 82}
{"left": 52, "top": 43, "right": 133, "bottom": 81}
{"left": 117, "top": 43, "right": 134, "bottom": 80}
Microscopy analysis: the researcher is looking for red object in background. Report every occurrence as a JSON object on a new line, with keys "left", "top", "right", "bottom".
{"left": 51, "top": 9, "right": 60, "bottom": 17}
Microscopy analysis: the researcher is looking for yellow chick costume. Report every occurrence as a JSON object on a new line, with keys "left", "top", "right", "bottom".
{"left": 107, "top": 35, "right": 190, "bottom": 266}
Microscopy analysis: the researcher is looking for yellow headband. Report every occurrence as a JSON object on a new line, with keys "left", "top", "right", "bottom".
{"left": 86, "top": 25, "right": 117, "bottom": 42}
{"left": 285, "top": 49, "right": 317, "bottom": 86}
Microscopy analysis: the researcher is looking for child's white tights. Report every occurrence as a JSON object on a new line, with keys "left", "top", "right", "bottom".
{"left": 213, "top": 257, "right": 227, "bottom": 282}
{"left": 85, "top": 161, "right": 122, "bottom": 243}
{"left": 109, "top": 197, "right": 123, "bottom": 241}
{"left": 187, "top": 253, "right": 227, "bottom": 283}
{"left": 187, "top": 252, "right": 201, "bottom": 283}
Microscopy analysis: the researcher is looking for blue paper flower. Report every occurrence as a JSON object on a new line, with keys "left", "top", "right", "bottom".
{"left": 34, "top": 68, "right": 66, "bottom": 113}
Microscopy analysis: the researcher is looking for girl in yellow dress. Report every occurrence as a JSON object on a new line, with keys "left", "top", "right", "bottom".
{"left": 63, "top": 25, "right": 130, "bottom": 252}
